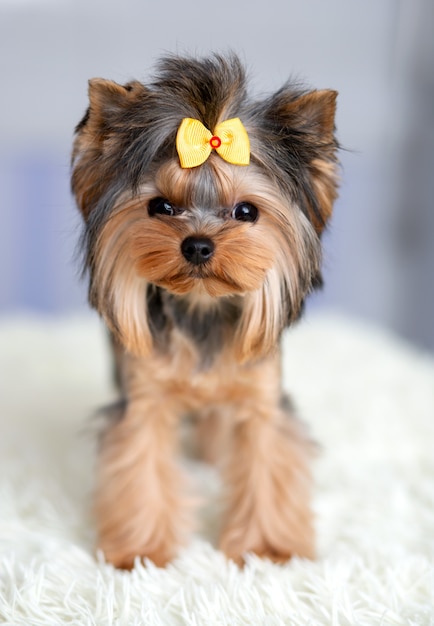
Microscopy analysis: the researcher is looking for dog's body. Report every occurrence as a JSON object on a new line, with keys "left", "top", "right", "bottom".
{"left": 72, "top": 54, "right": 338, "bottom": 568}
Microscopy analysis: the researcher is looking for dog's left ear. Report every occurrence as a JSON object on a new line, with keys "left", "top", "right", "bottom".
{"left": 263, "top": 88, "right": 339, "bottom": 233}
{"left": 283, "top": 89, "right": 337, "bottom": 142}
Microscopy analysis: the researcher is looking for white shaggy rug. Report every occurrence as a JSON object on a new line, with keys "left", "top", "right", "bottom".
{"left": 0, "top": 313, "right": 433, "bottom": 625}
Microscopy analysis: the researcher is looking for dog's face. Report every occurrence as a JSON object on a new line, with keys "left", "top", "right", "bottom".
{"left": 72, "top": 55, "right": 338, "bottom": 361}
{"left": 99, "top": 159, "right": 279, "bottom": 298}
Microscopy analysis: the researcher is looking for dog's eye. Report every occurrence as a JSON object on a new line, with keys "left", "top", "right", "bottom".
{"left": 231, "top": 202, "right": 258, "bottom": 223}
{"left": 148, "top": 197, "right": 176, "bottom": 217}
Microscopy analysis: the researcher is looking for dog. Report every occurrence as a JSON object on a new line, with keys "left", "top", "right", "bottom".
{"left": 71, "top": 53, "right": 339, "bottom": 568}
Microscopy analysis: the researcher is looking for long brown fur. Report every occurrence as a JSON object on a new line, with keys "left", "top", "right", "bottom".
{"left": 72, "top": 53, "right": 339, "bottom": 568}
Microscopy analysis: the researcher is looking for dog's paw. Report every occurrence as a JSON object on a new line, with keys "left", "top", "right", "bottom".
{"left": 219, "top": 523, "right": 315, "bottom": 566}
{"left": 99, "top": 540, "right": 178, "bottom": 570}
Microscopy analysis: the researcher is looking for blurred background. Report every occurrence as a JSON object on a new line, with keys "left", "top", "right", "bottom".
{"left": 0, "top": 0, "right": 433, "bottom": 352}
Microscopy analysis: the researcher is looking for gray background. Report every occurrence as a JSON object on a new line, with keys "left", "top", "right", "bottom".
{"left": 1, "top": 0, "right": 433, "bottom": 351}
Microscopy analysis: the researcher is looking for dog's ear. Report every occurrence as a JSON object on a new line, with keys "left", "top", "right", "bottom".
{"left": 278, "top": 89, "right": 337, "bottom": 142}
{"left": 75, "top": 78, "right": 148, "bottom": 135}
{"left": 263, "top": 88, "right": 339, "bottom": 233}
{"left": 72, "top": 79, "right": 148, "bottom": 218}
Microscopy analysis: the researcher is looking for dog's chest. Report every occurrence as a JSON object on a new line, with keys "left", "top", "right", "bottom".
{"left": 148, "top": 287, "right": 240, "bottom": 365}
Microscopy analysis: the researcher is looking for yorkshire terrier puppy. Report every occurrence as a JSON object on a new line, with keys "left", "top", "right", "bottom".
{"left": 72, "top": 53, "right": 338, "bottom": 568}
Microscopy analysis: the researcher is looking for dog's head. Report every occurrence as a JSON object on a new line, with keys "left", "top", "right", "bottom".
{"left": 72, "top": 54, "right": 338, "bottom": 361}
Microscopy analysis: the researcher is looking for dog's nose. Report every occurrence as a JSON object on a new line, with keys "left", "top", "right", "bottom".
{"left": 181, "top": 237, "right": 215, "bottom": 265}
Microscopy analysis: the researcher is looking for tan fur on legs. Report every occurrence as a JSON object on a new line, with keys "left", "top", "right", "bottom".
{"left": 219, "top": 381, "right": 316, "bottom": 564}
{"left": 95, "top": 398, "right": 192, "bottom": 569}
{"left": 99, "top": 338, "right": 314, "bottom": 567}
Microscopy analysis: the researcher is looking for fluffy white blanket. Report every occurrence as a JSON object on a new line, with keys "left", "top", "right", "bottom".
{"left": 0, "top": 314, "right": 433, "bottom": 625}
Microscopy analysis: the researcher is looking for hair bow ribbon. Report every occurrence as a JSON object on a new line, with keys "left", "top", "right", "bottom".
{"left": 176, "top": 118, "right": 250, "bottom": 168}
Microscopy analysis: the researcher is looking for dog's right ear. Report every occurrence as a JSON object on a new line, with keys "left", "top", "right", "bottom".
{"left": 72, "top": 79, "right": 148, "bottom": 218}
{"left": 75, "top": 79, "right": 148, "bottom": 135}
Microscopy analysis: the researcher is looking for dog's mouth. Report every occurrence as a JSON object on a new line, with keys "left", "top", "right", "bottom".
{"left": 154, "top": 269, "right": 244, "bottom": 298}
{"left": 133, "top": 233, "right": 268, "bottom": 297}
{"left": 134, "top": 246, "right": 268, "bottom": 298}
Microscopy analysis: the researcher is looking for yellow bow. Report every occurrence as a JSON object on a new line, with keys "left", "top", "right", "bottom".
{"left": 176, "top": 117, "right": 250, "bottom": 168}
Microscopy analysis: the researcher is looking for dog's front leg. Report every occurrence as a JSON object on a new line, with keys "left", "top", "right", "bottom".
{"left": 95, "top": 394, "right": 191, "bottom": 569}
{"left": 219, "top": 361, "right": 316, "bottom": 565}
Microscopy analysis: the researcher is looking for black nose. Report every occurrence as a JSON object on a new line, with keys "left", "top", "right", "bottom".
{"left": 181, "top": 237, "right": 215, "bottom": 265}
